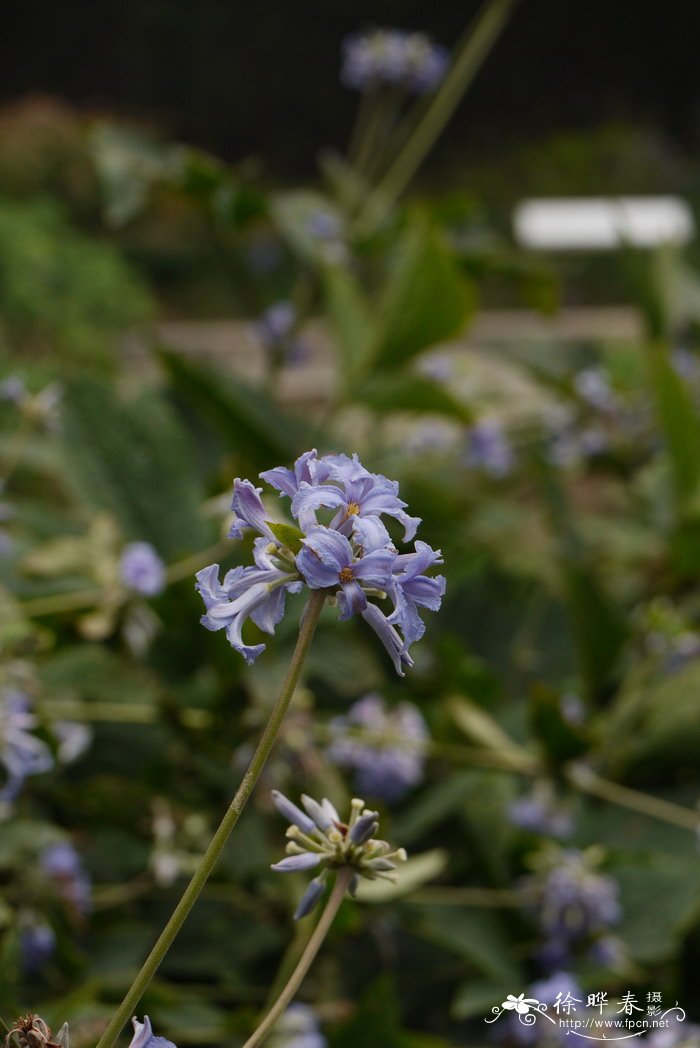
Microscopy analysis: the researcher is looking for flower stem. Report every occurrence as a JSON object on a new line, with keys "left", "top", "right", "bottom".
{"left": 241, "top": 867, "right": 353, "bottom": 1048}
{"left": 353, "top": 0, "right": 519, "bottom": 234}
{"left": 94, "top": 589, "right": 327, "bottom": 1048}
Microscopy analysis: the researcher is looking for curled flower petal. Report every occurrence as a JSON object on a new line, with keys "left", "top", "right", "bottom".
{"left": 128, "top": 1017, "right": 177, "bottom": 1048}
{"left": 229, "top": 479, "right": 277, "bottom": 541}
{"left": 362, "top": 603, "right": 414, "bottom": 676}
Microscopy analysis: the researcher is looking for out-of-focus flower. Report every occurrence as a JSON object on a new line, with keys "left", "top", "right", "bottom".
{"left": 120, "top": 541, "right": 166, "bottom": 597}
{"left": 508, "top": 972, "right": 587, "bottom": 1046}
{"left": 270, "top": 790, "right": 406, "bottom": 919}
{"left": 19, "top": 918, "right": 56, "bottom": 975}
{"left": 255, "top": 301, "right": 308, "bottom": 366}
{"left": 465, "top": 419, "right": 514, "bottom": 477}
{"left": 509, "top": 784, "right": 574, "bottom": 839}
{"left": 127, "top": 1018, "right": 176, "bottom": 1048}
{"left": 522, "top": 848, "right": 621, "bottom": 970}
{"left": 196, "top": 450, "right": 444, "bottom": 672}
{"left": 574, "top": 367, "right": 617, "bottom": 412}
{"left": 269, "top": 1005, "right": 326, "bottom": 1048}
{"left": 0, "top": 374, "right": 27, "bottom": 403}
{"left": 645, "top": 1019, "right": 700, "bottom": 1048}
{"left": 40, "top": 841, "right": 91, "bottom": 917}
{"left": 53, "top": 720, "right": 92, "bottom": 764}
{"left": 0, "top": 687, "right": 53, "bottom": 808}
{"left": 341, "top": 29, "right": 449, "bottom": 93}
{"left": 328, "top": 693, "right": 428, "bottom": 802}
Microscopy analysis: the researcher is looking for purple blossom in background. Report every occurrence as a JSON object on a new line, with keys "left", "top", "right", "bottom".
{"left": 40, "top": 841, "right": 92, "bottom": 917}
{"left": 20, "top": 919, "right": 56, "bottom": 974}
{"left": 128, "top": 1017, "right": 177, "bottom": 1048}
{"left": 509, "top": 972, "right": 588, "bottom": 1047}
{"left": 646, "top": 1019, "right": 700, "bottom": 1048}
{"left": 270, "top": 1005, "right": 326, "bottom": 1048}
{"left": 196, "top": 450, "right": 445, "bottom": 672}
{"left": 522, "top": 848, "right": 621, "bottom": 970}
{"left": 0, "top": 374, "right": 26, "bottom": 403}
{"left": 341, "top": 28, "right": 449, "bottom": 93}
{"left": 574, "top": 367, "right": 617, "bottom": 412}
{"left": 509, "top": 785, "right": 574, "bottom": 839}
{"left": 306, "top": 210, "right": 342, "bottom": 242}
{"left": 328, "top": 694, "right": 428, "bottom": 802}
{"left": 465, "top": 419, "right": 514, "bottom": 477}
{"left": 255, "top": 301, "right": 308, "bottom": 365}
{"left": 0, "top": 687, "right": 53, "bottom": 807}
{"left": 120, "top": 542, "right": 166, "bottom": 597}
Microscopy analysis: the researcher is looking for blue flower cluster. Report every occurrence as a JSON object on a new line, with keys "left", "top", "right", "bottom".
{"left": 508, "top": 783, "right": 574, "bottom": 839}
{"left": 120, "top": 542, "right": 166, "bottom": 597}
{"left": 341, "top": 28, "right": 449, "bottom": 94}
{"left": 196, "top": 450, "right": 445, "bottom": 673}
{"left": 522, "top": 848, "right": 622, "bottom": 971}
{"left": 41, "top": 841, "right": 92, "bottom": 917}
{"left": 328, "top": 694, "right": 428, "bottom": 802}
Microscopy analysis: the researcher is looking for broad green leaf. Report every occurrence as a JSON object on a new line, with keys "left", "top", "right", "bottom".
{"left": 354, "top": 373, "right": 474, "bottom": 423}
{"left": 323, "top": 263, "right": 377, "bottom": 381}
{"left": 355, "top": 849, "right": 448, "bottom": 903}
{"left": 62, "top": 379, "right": 208, "bottom": 558}
{"left": 611, "top": 851, "right": 700, "bottom": 964}
{"left": 160, "top": 350, "right": 312, "bottom": 471}
{"left": 373, "top": 217, "right": 474, "bottom": 369}
{"left": 452, "top": 974, "right": 522, "bottom": 1021}
{"left": 413, "top": 906, "right": 522, "bottom": 985}
{"left": 644, "top": 340, "right": 700, "bottom": 511}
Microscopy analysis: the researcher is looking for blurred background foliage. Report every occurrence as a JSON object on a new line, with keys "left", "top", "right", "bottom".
{"left": 2, "top": 4, "right": 700, "bottom": 1047}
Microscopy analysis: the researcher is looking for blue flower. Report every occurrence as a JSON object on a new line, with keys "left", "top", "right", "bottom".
{"left": 465, "top": 419, "right": 514, "bottom": 478}
{"left": 508, "top": 784, "right": 574, "bottom": 839}
{"left": 328, "top": 694, "right": 428, "bottom": 802}
{"left": 522, "top": 847, "right": 621, "bottom": 970}
{"left": 388, "top": 540, "right": 445, "bottom": 647}
{"left": 341, "top": 29, "right": 449, "bottom": 94}
{"left": 128, "top": 1017, "right": 177, "bottom": 1048}
{"left": 0, "top": 687, "right": 53, "bottom": 807}
{"left": 120, "top": 542, "right": 166, "bottom": 597}
{"left": 255, "top": 302, "right": 308, "bottom": 366}
{"left": 296, "top": 526, "right": 396, "bottom": 619}
{"left": 270, "top": 791, "right": 406, "bottom": 918}
{"left": 197, "top": 451, "right": 443, "bottom": 670}
{"left": 40, "top": 841, "right": 92, "bottom": 917}
{"left": 20, "top": 920, "right": 56, "bottom": 975}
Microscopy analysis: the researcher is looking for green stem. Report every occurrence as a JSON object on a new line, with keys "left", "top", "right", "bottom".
{"left": 241, "top": 867, "right": 353, "bottom": 1048}
{"left": 94, "top": 590, "right": 327, "bottom": 1048}
{"left": 567, "top": 763, "right": 699, "bottom": 832}
{"left": 353, "top": 0, "right": 520, "bottom": 234}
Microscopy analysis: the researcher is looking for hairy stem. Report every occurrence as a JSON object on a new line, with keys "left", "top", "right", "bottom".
{"left": 242, "top": 867, "right": 354, "bottom": 1048}
{"left": 95, "top": 589, "right": 327, "bottom": 1048}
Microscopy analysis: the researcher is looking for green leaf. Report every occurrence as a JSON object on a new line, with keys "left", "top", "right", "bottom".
{"left": 413, "top": 906, "right": 522, "bottom": 985}
{"left": 373, "top": 217, "right": 474, "bottom": 370}
{"left": 160, "top": 349, "right": 312, "bottom": 471}
{"left": 644, "top": 340, "right": 700, "bottom": 511}
{"left": 355, "top": 849, "right": 448, "bottom": 903}
{"left": 611, "top": 851, "right": 700, "bottom": 964}
{"left": 354, "top": 373, "right": 474, "bottom": 423}
{"left": 265, "top": 521, "right": 305, "bottom": 554}
{"left": 330, "top": 975, "right": 404, "bottom": 1048}
{"left": 62, "top": 378, "right": 207, "bottom": 558}
{"left": 323, "top": 263, "right": 377, "bottom": 381}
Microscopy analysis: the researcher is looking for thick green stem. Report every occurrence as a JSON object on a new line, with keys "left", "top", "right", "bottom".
{"left": 353, "top": 0, "right": 519, "bottom": 234}
{"left": 95, "top": 590, "right": 327, "bottom": 1048}
{"left": 242, "top": 867, "right": 353, "bottom": 1048}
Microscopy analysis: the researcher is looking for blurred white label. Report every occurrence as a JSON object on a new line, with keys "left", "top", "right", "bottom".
{"left": 513, "top": 196, "right": 695, "bottom": 250}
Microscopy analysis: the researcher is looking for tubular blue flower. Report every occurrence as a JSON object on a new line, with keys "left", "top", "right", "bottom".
{"left": 196, "top": 539, "right": 303, "bottom": 664}
{"left": 327, "top": 694, "right": 428, "bottom": 802}
{"left": 292, "top": 453, "right": 420, "bottom": 541}
{"left": 120, "top": 542, "right": 166, "bottom": 597}
{"left": 388, "top": 541, "right": 446, "bottom": 647}
{"left": 271, "top": 792, "right": 406, "bottom": 918}
{"left": 296, "top": 526, "right": 396, "bottom": 620}
{"left": 197, "top": 450, "right": 443, "bottom": 671}
{"left": 271, "top": 790, "right": 317, "bottom": 835}
{"left": 128, "top": 1017, "right": 177, "bottom": 1048}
